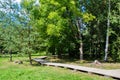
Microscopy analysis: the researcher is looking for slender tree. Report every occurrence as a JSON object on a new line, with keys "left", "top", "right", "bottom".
{"left": 76, "top": 18, "right": 83, "bottom": 60}
{"left": 104, "top": 0, "right": 111, "bottom": 61}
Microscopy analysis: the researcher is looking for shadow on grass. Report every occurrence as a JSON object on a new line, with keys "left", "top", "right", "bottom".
{"left": 31, "top": 62, "right": 42, "bottom": 66}
{"left": 47, "top": 55, "right": 92, "bottom": 64}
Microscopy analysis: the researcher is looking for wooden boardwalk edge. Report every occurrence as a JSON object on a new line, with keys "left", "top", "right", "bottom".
{"left": 32, "top": 58, "right": 120, "bottom": 79}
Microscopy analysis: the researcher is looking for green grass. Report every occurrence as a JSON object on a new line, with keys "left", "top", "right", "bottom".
{"left": 0, "top": 57, "right": 114, "bottom": 80}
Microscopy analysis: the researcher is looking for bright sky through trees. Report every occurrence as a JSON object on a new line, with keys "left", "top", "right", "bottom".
{"left": 16, "top": 0, "right": 21, "bottom": 3}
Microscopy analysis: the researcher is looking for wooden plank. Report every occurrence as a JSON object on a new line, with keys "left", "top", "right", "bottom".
{"left": 43, "top": 62, "right": 120, "bottom": 79}
{"left": 32, "top": 58, "right": 47, "bottom": 64}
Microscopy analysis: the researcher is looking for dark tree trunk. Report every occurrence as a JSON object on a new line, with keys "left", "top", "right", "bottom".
{"left": 28, "top": 52, "right": 32, "bottom": 65}
{"left": 57, "top": 47, "right": 62, "bottom": 58}
{"left": 58, "top": 52, "right": 62, "bottom": 58}
{"left": 28, "top": 25, "right": 32, "bottom": 65}
{"left": 9, "top": 50, "right": 12, "bottom": 62}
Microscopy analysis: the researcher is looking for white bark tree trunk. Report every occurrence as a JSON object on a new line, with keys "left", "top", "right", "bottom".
{"left": 104, "top": 0, "right": 111, "bottom": 61}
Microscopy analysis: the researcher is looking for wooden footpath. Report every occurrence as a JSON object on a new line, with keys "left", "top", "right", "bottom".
{"left": 33, "top": 58, "right": 120, "bottom": 79}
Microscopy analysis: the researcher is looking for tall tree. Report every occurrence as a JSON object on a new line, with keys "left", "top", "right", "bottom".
{"left": 82, "top": 0, "right": 120, "bottom": 61}
{"left": 21, "top": 0, "right": 40, "bottom": 64}
{"left": 0, "top": 0, "right": 20, "bottom": 61}
{"left": 104, "top": 0, "right": 111, "bottom": 61}
{"left": 22, "top": 0, "right": 95, "bottom": 60}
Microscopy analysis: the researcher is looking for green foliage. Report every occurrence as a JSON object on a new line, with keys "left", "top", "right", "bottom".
{"left": 80, "top": 0, "right": 120, "bottom": 61}
{"left": 0, "top": 0, "right": 38, "bottom": 63}
{"left": 82, "top": 13, "right": 96, "bottom": 22}
{"left": 21, "top": 0, "right": 35, "bottom": 11}
{"left": 0, "top": 0, "right": 120, "bottom": 61}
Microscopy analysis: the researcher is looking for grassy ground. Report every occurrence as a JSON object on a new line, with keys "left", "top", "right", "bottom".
{"left": 0, "top": 56, "right": 114, "bottom": 80}
{"left": 48, "top": 57, "right": 120, "bottom": 70}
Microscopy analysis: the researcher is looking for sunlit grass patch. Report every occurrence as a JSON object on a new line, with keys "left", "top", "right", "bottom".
{"left": 0, "top": 57, "right": 114, "bottom": 80}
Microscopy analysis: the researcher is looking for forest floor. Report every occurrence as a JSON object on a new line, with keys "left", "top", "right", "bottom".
{"left": 1, "top": 54, "right": 120, "bottom": 70}
{"left": 47, "top": 57, "right": 120, "bottom": 70}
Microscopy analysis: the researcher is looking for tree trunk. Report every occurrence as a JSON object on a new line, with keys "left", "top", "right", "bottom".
{"left": 9, "top": 50, "right": 12, "bottom": 62}
{"left": 28, "top": 25, "right": 32, "bottom": 65}
{"left": 57, "top": 47, "right": 62, "bottom": 58}
{"left": 79, "top": 42, "right": 83, "bottom": 60}
{"left": 28, "top": 52, "right": 32, "bottom": 65}
{"left": 77, "top": 18, "right": 84, "bottom": 60}
{"left": 104, "top": 0, "right": 110, "bottom": 61}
